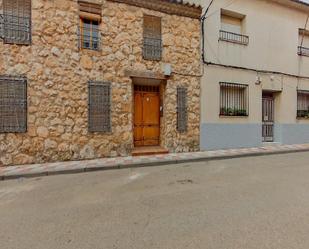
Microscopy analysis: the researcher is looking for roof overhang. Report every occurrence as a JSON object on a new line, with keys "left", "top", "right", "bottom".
{"left": 271, "top": 0, "right": 309, "bottom": 12}
{"left": 107, "top": 0, "right": 202, "bottom": 19}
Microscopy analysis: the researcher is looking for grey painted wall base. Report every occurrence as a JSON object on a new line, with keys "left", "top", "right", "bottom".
{"left": 201, "top": 123, "right": 309, "bottom": 151}
{"left": 274, "top": 124, "right": 309, "bottom": 145}
{"left": 200, "top": 123, "right": 262, "bottom": 150}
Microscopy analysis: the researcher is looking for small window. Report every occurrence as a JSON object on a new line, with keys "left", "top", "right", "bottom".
{"left": 219, "top": 10, "right": 248, "bottom": 45}
{"left": 298, "top": 29, "right": 309, "bottom": 57}
{"left": 0, "top": 75, "right": 27, "bottom": 133}
{"left": 78, "top": 1, "right": 101, "bottom": 51}
{"left": 220, "top": 82, "right": 249, "bottom": 116}
{"left": 79, "top": 18, "right": 100, "bottom": 50}
{"left": 2, "top": 0, "right": 31, "bottom": 45}
{"left": 297, "top": 91, "right": 309, "bottom": 118}
{"left": 177, "top": 87, "right": 188, "bottom": 132}
{"left": 88, "top": 81, "right": 111, "bottom": 132}
{"left": 143, "top": 15, "right": 162, "bottom": 61}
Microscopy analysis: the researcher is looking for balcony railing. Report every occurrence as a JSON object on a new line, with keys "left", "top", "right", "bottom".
{"left": 298, "top": 46, "right": 309, "bottom": 57}
{"left": 219, "top": 30, "right": 249, "bottom": 45}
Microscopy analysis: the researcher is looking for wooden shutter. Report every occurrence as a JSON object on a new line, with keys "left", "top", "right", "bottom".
{"left": 143, "top": 15, "right": 162, "bottom": 60}
{"left": 88, "top": 82, "right": 111, "bottom": 132}
{"left": 3, "top": 0, "right": 31, "bottom": 44}
{"left": 78, "top": 1, "right": 102, "bottom": 21}
{"left": 177, "top": 87, "right": 187, "bottom": 133}
{"left": 0, "top": 76, "right": 27, "bottom": 133}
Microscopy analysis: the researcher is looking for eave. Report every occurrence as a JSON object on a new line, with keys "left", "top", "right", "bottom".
{"left": 107, "top": 0, "right": 202, "bottom": 19}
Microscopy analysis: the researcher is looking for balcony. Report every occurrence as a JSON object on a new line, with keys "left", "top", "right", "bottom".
{"left": 298, "top": 46, "right": 309, "bottom": 57}
{"left": 219, "top": 30, "right": 249, "bottom": 45}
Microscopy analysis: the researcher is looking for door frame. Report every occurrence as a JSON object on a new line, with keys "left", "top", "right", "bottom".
{"left": 133, "top": 82, "right": 162, "bottom": 147}
{"left": 262, "top": 92, "right": 275, "bottom": 142}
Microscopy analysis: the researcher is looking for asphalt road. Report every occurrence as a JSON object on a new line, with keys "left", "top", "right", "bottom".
{"left": 1, "top": 152, "right": 309, "bottom": 249}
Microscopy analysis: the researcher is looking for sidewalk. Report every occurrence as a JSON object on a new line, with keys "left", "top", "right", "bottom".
{"left": 1, "top": 143, "right": 309, "bottom": 180}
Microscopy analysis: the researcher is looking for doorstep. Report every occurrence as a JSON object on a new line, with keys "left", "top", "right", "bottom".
{"left": 132, "top": 146, "right": 169, "bottom": 156}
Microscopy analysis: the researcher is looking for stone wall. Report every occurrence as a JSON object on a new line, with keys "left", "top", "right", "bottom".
{"left": 0, "top": 0, "right": 201, "bottom": 166}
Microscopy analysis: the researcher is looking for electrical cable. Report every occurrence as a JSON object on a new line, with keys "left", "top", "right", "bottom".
{"left": 201, "top": 1, "right": 309, "bottom": 80}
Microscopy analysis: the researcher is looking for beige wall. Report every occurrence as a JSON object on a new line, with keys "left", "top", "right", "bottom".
{"left": 201, "top": 0, "right": 309, "bottom": 125}
{"left": 203, "top": 0, "right": 309, "bottom": 77}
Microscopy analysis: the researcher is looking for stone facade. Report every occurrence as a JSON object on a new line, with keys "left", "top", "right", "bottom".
{"left": 0, "top": 0, "right": 201, "bottom": 166}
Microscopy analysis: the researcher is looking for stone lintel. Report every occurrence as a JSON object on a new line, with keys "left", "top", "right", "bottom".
{"left": 125, "top": 69, "right": 168, "bottom": 81}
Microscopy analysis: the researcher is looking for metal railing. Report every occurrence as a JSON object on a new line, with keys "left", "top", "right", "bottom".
{"left": 298, "top": 46, "right": 309, "bottom": 57}
{"left": 219, "top": 30, "right": 249, "bottom": 45}
{"left": 297, "top": 91, "right": 309, "bottom": 118}
{"left": 220, "top": 82, "right": 249, "bottom": 116}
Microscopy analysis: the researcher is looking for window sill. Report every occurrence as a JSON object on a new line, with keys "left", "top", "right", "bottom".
{"left": 298, "top": 53, "right": 309, "bottom": 57}
{"left": 296, "top": 117, "right": 309, "bottom": 120}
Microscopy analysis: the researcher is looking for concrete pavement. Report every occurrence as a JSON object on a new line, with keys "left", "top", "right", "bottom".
{"left": 2, "top": 143, "right": 309, "bottom": 180}
{"left": 1, "top": 152, "right": 309, "bottom": 248}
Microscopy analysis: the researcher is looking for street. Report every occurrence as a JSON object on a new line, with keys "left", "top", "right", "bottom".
{"left": 1, "top": 152, "right": 309, "bottom": 249}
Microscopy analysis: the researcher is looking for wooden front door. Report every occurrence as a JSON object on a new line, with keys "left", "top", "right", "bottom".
{"left": 134, "top": 85, "right": 160, "bottom": 146}
{"left": 262, "top": 95, "right": 275, "bottom": 142}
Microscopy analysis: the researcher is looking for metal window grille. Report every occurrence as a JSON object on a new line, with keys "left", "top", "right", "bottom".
{"left": 0, "top": 75, "right": 27, "bottom": 133}
{"left": 177, "top": 87, "right": 188, "bottom": 133}
{"left": 2, "top": 0, "right": 31, "bottom": 45}
{"left": 298, "top": 46, "right": 309, "bottom": 57}
{"left": 220, "top": 82, "right": 249, "bottom": 116}
{"left": 0, "top": 14, "right": 4, "bottom": 39}
{"left": 219, "top": 30, "right": 249, "bottom": 45}
{"left": 78, "top": 18, "right": 101, "bottom": 51}
{"left": 88, "top": 81, "right": 111, "bottom": 132}
{"left": 297, "top": 90, "right": 309, "bottom": 118}
{"left": 143, "top": 15, "right": 162, "bottom": 61}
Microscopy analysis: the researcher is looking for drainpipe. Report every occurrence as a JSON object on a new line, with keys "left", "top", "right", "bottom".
{"left": 201, "top": 0, "right": 215, "bottom": 64}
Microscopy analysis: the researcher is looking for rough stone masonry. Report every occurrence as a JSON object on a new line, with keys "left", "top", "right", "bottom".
{"left": 0, "top": 0, "right": 201, "bottom": 166}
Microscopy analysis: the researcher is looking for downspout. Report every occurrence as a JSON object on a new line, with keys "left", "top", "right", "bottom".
{"left": 201, "top": 0, "right": 215, "bottom": 64}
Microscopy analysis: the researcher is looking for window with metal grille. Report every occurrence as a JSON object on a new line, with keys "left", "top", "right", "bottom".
{"left": 0, "top": 75, "right": 27, "bottom": 133}
{"left": 78, "top": 1, "right": 101, "bottom": 51}
{"left": 1, "top": 0, "right": 31, "bottom": 45}
{"left": 177, "top": 87, "right": 188, "bottom": 133}
{"left": 79, "top": 18, "right": 100, "bottom": 50}
{"left": 219, "top": 10, "right": 248, "bottom": 45}
{"left": 220, "top": 82, "right": 249, "bottom": 116}
{"left": 143, "top": 15, "right": 162, "bottom": 61}
{"left": 88, "top": 82, "right": 111, "bottom": 132}
{"left": 297, "top": 90, "right": 309, "bottom": 118}
{"left": 298, "top": 29, "right": 309, "bottom": 57}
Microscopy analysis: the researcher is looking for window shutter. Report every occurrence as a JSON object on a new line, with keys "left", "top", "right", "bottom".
{"left": 0, "top": 76, "right": 27, "bottom": 133}
{"left": 88, "top": 82, "right": 111, "bottom": 132}
{"left": 78, "top": 1, "right": 102, "bottom": 21}
{"left": 3, "top": 0, "right": 31, "bottom": 44}
{"left": 177, "top": 87, "right": 188, "bottom": 133}
{"left": 143, "top": 15, "right": 162, "bottom": 60}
